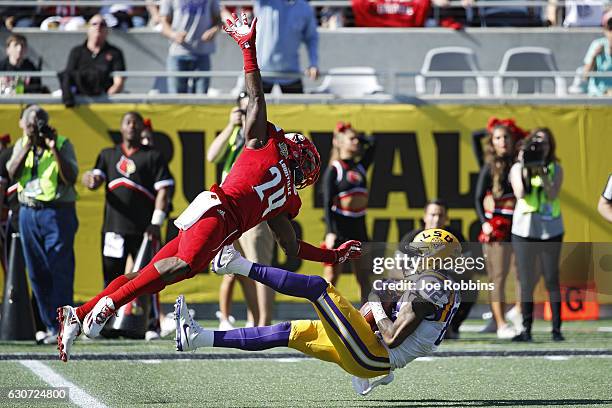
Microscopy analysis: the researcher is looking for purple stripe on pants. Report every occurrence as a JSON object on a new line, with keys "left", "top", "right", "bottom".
{"left": 248, "top": 263, "right": 328, "bottom": 302}
{"left": 213, "top": 322, "right": 291, "bottom": 351}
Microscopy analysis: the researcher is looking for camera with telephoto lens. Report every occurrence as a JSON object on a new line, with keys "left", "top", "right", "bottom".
{"left": 521, "top": 138, "right": 547, "bottom": 167}
{"left": 36, "top": 119, "right": 53, "bottom": 139}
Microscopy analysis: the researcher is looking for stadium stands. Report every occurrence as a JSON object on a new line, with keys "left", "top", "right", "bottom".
{"left": 492, "top": 46, "right": 567, "bottom": 96}
{"left": 0, "top": 27, "right": 607, "bottom": 97}
{"left": 415, "top": 46, "right": 490, "bottom": 95}
{"left": 315, "top": 67, "right": 384, "bottom": 96}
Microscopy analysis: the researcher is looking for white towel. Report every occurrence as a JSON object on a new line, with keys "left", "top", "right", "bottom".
{"left": 174, "top": 191, "right": 223, "bottom": 231}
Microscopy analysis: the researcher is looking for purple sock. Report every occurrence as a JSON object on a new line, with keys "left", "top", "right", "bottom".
{"left": 213, "top": 322, "right": 291, "bottom": 351}
{"left": 248, "top": 263, "right": 328, "bottom": 302}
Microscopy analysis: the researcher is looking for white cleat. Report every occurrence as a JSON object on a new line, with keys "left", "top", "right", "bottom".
{"left": 174, "top": 295, "right": 205, "bottom": 352}
{"left": 57, "top": 306, "right": 82, "bottom": 362}
{"left": 352, "top": 377, "right": 370, "bottom": 395}
{"left": 82, "top": 297, "right": 116, "bottom": 338}
{"left": 496, "top": 323, "right": 518, "bottom": 339}
{"left": 505, "top": 306, "right": 525, "bottom": 333}
{"left": 352, "top": 372, "right": 395, "bottom": 396}
{"left": 212, "top": 245, "right": 252, "bottom": 276}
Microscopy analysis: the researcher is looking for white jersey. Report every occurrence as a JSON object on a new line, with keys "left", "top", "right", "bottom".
{"left": 384, "top": 270, "right": 461, "bottom": 370}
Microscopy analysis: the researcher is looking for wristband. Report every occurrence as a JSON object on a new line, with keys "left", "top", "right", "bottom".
{"left": 242, "top": 47, "right": 259, "bottom": 73}
{"left": 297, "top": 240, "right": 337, "bottom": 264}
{"left": 369, "top": 301, "right": 388, "bottom": 324}
{"left": 151, "top": 209, "right": 167, "bottom": 226}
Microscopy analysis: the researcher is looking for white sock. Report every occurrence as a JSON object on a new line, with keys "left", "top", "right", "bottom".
{"left": 231, "top": 256, "right": 253, "bottom": 277}
{"left": 193, "top": 328, "right": 214, "bottom": 348}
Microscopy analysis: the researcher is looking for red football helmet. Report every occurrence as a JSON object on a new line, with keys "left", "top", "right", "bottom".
{"left": 284, "top": 133, "right": 321, "bottom": 189}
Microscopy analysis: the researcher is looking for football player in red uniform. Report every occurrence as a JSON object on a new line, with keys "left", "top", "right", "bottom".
{"left": 56, "top": 13, "right": 361, "bottom": 362}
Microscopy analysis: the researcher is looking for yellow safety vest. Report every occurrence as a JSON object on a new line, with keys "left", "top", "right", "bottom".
{"left": 515, "top": 162, "right": 561, "bottom": 218}
{"left": 17, "top": 136, "right": 67, "bottom": 202}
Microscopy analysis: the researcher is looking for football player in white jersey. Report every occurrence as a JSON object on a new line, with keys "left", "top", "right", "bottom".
{"left": 354, "top": 228, "right": 462, "bottom": 394}
{"left": 174, "top": 228, "right": 462, "bottom": 396}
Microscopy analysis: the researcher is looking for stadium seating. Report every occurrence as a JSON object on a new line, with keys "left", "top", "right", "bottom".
{"left": 315, "top": 67, "right": 384, "bottom": 97}
{"left": 493, "top": 46, "right": 567, "bottom": 96}
{"left": 415, "top": 47, "right": 490, "bottom": 96}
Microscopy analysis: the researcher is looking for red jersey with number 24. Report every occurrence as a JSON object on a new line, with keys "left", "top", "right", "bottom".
{"left": 220, "top": 122, "right": 302, "bottom": 233}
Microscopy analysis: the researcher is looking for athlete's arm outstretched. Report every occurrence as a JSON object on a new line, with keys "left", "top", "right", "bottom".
{"left": 267, "top": 213, "right": 362, "bottom": 264}
{"left": 224, "top": 13, "right": 268, "bottom": 147}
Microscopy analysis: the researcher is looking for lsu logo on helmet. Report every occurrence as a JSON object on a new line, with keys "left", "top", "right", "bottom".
{"left": 410, "top": 228, "right": 462, "bottom": 261}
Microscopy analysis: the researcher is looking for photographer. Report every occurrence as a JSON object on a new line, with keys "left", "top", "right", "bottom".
{"left": 6, "top": 105, "right": 78, "bottom": 344}
{"left": 509, "top": 128, "right": 564, "bottom": 342}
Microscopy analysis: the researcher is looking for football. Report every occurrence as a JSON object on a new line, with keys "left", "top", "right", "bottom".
{"left": 359, "top": 302, "right": 395, "bottom": 332}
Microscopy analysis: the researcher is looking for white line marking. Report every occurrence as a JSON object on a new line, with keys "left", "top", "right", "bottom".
{"left": 274, "top": 358, "right": 304, "bottom": 363}
{"left": 140, "top": 359, "right": 161, "bottom": 364}
{"left": 20, "top": 360, "right": 109, "bottom": 408}
{"left": 545, "top": 356, "right": 570, "bottom": 361}
{"left": 597, "top": 327, "right": 612, "bottom": 332}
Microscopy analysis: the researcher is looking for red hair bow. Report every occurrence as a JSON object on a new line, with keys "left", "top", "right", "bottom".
{"left": 486, "top": 117, "right": 528, "bottom": 139}
{"left": 0, "top": 133, "right": 10, "bottom": 144}
{"left": 143, "top": 118, "right": 153, "bottom": 130}
{"left": 335, "top": 121, "right": 352, "bottom": 133}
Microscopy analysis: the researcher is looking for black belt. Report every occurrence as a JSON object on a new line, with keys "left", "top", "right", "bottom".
{"left": 21, "top": 201, "right": 75, "bottom": 209}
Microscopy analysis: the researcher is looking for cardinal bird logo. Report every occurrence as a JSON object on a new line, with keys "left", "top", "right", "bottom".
{"left": 116, "top": 156, "right": 136, "bottom": 177}
{"left": 347, "top": 170, "right": 362, "bottom": 184}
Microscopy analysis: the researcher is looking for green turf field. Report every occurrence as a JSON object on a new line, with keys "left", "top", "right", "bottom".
{"left": 0, "top": 319, "right": 611, "bottom": 408}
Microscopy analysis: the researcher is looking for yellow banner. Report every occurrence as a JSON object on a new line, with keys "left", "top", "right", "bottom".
{"left": 0, "top": 104, "right": 610, "bottom": 303}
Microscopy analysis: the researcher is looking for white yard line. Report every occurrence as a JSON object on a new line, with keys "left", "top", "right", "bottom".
{"left": 597, "top": 327, "right": 612, "bottom": 332}
{"left": 19, "top": 360, "right": 109, "bottom": 408}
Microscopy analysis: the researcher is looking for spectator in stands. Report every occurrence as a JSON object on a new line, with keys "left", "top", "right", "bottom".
{"left": 145, "top": 0, "right": 163, "bottom": 30}
{"left": 59, "top": 14, "right": 126, "bottom": 107}
{"left": 352, "top": 0, "right": 431, "bottom": 27}
{"left": 598, "top": 174, "right": 612, "bottom": 222}
{"left": 0, "top": 34, "right": 42, "bottom": 94}
{"left": 82, "top": 112, "right": 173, "bottom": 340}
{"left": 474, "top": 118, "right": 526, "bottom": 339}
{"left": 6, "top": 105, "right": 78, "bottom": 345}
{"left": 322, "top": 122, "right": 374, "bottom": 304}
{"left": 160, "top": 0, "right": 221, "bottom": 94}
{"left": 207, "top": 92, "right": 273, "bottom": 327}
{"left": 547, "top": 0, "right": 605, "bottom": 27}
{"left": 510, "top": 128, "right": 564, "bottom": 342}
{"left": 399, "top": 199, "right": 476, "bottom": 339}
{"left": 583, "top": 10, "right": 612, "bottom": 96}
{"left": 254, "top": 0, "right": 319, "bottom": 93}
